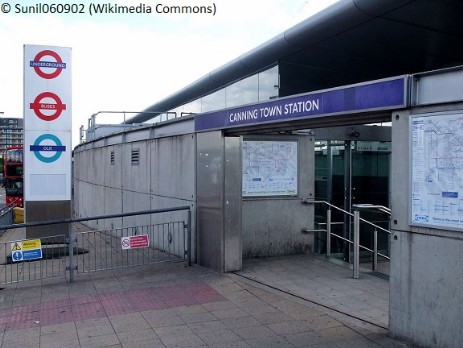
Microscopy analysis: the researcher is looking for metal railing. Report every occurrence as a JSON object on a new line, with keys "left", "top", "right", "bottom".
{"left": 75, "top": 221, "right": 189, "bottom": 275}
{"left": 0, "top": 202, "right": 16, "bottom": 233}
{"left": 302, "top": 198, "right": 391, "bottom": 279}
{"left": 0, "top": 206, "right": 192, "bottom": 284}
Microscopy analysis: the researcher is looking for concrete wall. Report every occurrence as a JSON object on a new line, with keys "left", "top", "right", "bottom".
{"left": 390, "top": 105, "right": 463, "bottom": 348}
{"left": 196, "top": 132, "right": 315, "bottom": 271}
{"left": 241, "top": 135, "right": 315, "bottom": 258}
{"left": 73, "top": 123, "right": 196, "bottom": 261}
{"left": 75, "top": 126, "right": 314, "bottom": 272}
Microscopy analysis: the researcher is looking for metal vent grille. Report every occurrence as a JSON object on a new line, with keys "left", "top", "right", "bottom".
{"left": 110, "top": 151, "right": 115, "bottom": 165}
{"left": 131, "top": 149, "right": 140, "bottom": 165}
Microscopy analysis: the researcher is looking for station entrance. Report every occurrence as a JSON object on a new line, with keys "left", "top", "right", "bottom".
{"left": 230, "top": 122, "right": 392, "bottom": 273}
{"left": 312, "top": 125, "right": 391, "bottom": 266}
{"left": 195, "top": 75, "right": 405, "bottom": 274}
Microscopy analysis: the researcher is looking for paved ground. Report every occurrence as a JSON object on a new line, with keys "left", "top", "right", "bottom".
{"left": 0, "top": 264, "right": 412, "bottom": 347}
{"left": 0, "top": 226, "right": 413, "bottom": 347}
{"left": 237, "top": 255, "right": 390, "bottom": 328}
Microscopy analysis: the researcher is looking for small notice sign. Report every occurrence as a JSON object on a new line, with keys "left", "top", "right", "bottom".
{"left": 121, "top": 235, "right": 149, "bottom": 250}
{"left": 10, "top": 239, "right": 43, "bottom": 262}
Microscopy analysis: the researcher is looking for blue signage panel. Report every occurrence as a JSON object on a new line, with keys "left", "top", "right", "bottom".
{"left": 23, "top": 249, "right": 43, "bottom": 260}
{"left": 195, "top": 77, "right": 407, "bottom": 132}
{"left": 11, "top": 249, "right": 42, "bottom": 262}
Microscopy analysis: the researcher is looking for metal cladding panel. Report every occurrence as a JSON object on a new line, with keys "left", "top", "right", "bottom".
{"left": 223, "top": 136, "right": 242, "bottom": 272}
{"left": 412, "top": 68, "right": 463, "bottom": 106}
{"left": 196, "top": 131, "right": 224, "bottom": 271}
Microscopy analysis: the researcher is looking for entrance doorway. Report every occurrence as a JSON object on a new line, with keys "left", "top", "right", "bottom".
{"left": 313, "top": 125, "right": 391, "bottom": 264}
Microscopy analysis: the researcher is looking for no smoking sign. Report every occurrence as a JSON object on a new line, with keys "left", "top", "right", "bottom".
{"left": 121, "top": 235, "right": 150, "bottom": 250}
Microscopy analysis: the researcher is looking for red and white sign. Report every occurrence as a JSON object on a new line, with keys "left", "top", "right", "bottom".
{"left": 24, "top": 45, "right": 72, "bottom": 132}
{"left": 32, "top": 49, "right": 66, "bottom": 79}
{"left": 24, "top": 44, "right": 72, "bottom": 201}
{"left": 121, "top": 235, "right": 150, "bottom": 250}
{"left": 29, "top": 91, "right": 67, "bottom": 121}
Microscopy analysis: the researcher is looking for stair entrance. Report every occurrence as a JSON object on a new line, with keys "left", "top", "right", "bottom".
{"left": 313, "top": 125, "right": 391, "bottom": 267}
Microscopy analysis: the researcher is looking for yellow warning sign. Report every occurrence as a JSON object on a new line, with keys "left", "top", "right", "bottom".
{"left": 22, "top": 240, "right": 41, "bottom": 251}
{"left": 10, "top": 239, "right": 42, "bottom": 253}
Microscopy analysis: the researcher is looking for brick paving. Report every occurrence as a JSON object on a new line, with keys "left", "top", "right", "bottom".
{"left": 0, "top": 282, "right": 224, "bottom": 332}
{"left": 0, "top": 227, "right": 412, "bottom": 347}
{"left": 0, "top": 261, "right": 413, "bottom": 347}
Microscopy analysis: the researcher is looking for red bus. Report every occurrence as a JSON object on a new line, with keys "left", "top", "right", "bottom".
{"left": 4, "top": 146, "right": 23, "bottom": 207}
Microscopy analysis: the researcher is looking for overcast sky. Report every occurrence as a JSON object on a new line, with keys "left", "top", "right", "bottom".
{"left": 0, "top": 0, "right": 339, "bottom": 147}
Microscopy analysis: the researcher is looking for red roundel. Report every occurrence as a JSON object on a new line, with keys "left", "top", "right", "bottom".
{"left": 33, "top": 50, "right": 64, "bottom": 79}
{"left": 29, "top": 92, "right": 67, "bottom": 121}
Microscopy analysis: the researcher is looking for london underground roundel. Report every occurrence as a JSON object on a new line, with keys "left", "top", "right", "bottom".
{"left": 30, "top": 50, "right": 66, "bottom": 79}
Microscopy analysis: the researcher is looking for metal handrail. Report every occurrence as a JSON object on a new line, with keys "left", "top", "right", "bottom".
{"left": 353, "top": 203, "right": 391, "bottom": 215}
{"left": 302, "top": 198, "right": 391, "bottom": 278}
{"left": 302, "top": 198, "right": 353, "bottom": 216}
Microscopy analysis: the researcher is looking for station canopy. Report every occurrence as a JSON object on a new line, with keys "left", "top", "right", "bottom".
{"left": 128, "top": 0, "right": 463, "bottom": 124}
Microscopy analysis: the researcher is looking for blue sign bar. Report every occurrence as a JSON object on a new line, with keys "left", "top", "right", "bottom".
{"left": 30, "top": 145, "right": 66, "bottom": 152}
{"left": 195, "top": 77, "right": 407, "bottom": 132}
{"left": 23, "top": 249, "right": 42, "bottom": 260}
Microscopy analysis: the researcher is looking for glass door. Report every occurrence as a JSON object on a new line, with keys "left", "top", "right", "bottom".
{"left": 314, "top": 140, "right": 391, "bottom": 262}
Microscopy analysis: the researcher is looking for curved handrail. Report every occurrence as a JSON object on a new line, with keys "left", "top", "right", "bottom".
{"left": 303, "top": 198, "right": 391, "bottom": 234}
{"left": 353, "top": 203, "right": 391, "bottom": 215}
{"left": 302, "top": 198, "right": 391, "bottom": 278}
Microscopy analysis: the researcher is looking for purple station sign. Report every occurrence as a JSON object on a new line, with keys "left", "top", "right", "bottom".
{"left": 195, "top": 77, "right": 407, "bottom": 132}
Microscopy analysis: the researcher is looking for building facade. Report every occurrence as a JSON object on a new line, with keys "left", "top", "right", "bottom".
{"left": 0, "top": 118, "right": 23, "bottom": 152}
{"left": 74, "top": 1, "right": 463, "bottom": 347}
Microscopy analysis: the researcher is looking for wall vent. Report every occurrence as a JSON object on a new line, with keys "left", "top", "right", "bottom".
{"left": 131, "top": 149, "right": 140, "bottom": 165}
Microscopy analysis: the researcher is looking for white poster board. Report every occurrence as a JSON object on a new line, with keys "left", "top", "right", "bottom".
{"left": 411, "top": 111, "right": 463, "bottom": 230}
{"left": 242, "top": 140, "right": 298, "bottom": 197}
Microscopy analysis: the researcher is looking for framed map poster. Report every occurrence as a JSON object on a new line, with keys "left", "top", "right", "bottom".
{"left": 242, "top": 140, "right": 298, "bottom": 197}
{"left": 410, "top": 110, "right": 463, "bottom": 231}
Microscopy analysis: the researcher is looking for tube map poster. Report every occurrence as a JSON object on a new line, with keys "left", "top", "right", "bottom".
{"left": 411, "top": 111, "right": 463, "bottom": 230}
{"left": 242, "top": 140, "right": 298, "bottom": 197}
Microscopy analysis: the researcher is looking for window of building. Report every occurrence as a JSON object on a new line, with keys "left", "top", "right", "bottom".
{"left": 202, "top": 89, "right": 226, "bottom": 113}
{"left": 226, "top": 74, "right": 259, "bottom": 108}
{"left": 149, "top": 65, "right": 279, "bottom": 122}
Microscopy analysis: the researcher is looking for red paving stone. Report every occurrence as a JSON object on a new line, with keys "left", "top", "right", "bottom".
{"left": 0, "top": 282, "right": 225, "bottom": 332}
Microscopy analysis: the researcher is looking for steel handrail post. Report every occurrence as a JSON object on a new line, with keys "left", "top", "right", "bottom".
{"left": 373, "top": 229, "right": 378, "bottom": 271}
{"left": 68, "top": 222, "right": 75, "bottom": 282}
{"left": 353, "top": 210, "right": 360, "bottom": 279}
{"left": 326, "top": 207, "right": 331, "bottom": 257}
